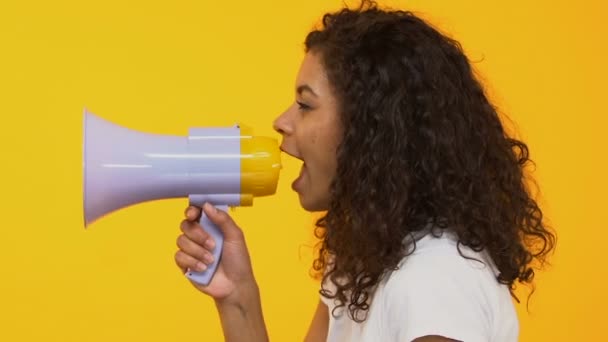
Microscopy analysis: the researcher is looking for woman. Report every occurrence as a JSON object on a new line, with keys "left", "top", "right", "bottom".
{"left": 174, "top": 1, "right": 556, "bottom": 341}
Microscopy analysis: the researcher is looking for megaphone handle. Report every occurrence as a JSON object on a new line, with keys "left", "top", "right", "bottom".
{"left": 184, "top": 205, "right": 226, "bottom": 286}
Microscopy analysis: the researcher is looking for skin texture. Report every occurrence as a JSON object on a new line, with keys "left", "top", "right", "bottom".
{"left": 273, "top": 51, "right": 343, "bottom": 212}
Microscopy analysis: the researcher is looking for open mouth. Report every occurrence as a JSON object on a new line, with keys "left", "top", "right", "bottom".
{"left": 280, "top": 146, "right": 306, "bottom": 192}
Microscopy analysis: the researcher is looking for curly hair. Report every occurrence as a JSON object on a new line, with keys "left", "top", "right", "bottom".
{"left": 306, "top": 0, "right": 556, "bottom": 322}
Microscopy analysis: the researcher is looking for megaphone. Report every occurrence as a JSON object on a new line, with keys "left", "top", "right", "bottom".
{"left": 82, "top": 108, "right": 281, "bottom": 286}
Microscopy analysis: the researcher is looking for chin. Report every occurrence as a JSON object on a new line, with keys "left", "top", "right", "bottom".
{"left": 298, "top": 194, "right": 330, "bottom": 212}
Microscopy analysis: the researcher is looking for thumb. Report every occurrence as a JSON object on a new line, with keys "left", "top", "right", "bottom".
{"left": 202, "top": 203, "right": 244, "bottom": 241}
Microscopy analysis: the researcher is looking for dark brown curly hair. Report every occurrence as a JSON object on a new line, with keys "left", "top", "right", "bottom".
{"left": 306, "top": 0, "right": 556, "bottom": 322}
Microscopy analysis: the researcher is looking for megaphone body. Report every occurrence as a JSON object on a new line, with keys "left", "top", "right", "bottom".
{"left": 83, "top": 109, "right": 281, "bottom": 285}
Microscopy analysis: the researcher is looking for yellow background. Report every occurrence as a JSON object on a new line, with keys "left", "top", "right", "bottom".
{"left": 0, "top": 0, "right": 605, "bottom": 340}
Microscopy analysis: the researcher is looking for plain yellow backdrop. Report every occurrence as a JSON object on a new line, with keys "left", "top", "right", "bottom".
{"left": 0, "top": 0, "right": 605, "bottom": 341}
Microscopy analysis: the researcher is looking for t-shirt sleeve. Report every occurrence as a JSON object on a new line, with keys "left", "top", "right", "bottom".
{"left": 384, "top": 251, "right": 493, "bottom": 342}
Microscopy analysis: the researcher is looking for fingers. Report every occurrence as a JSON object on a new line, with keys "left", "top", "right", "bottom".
{"left": 175, "top": 250, "right": 208, "bottom": 274}
{"left": 184, "top": 205, "right": 201, "bottom": 222}
{"left": 201, "top": 203, "right": 243, "bottom": 240}
{"left": 180, "top": 218, "right": 215, "bottom": 250}
{"left": 175, "top": 234, "right": 215, "bottom": 271}
{"left": 175, "top": 205, "right": 217, "bottom": 276}
{"left": 176, "top": 203, "right": 244, "bottom": 278}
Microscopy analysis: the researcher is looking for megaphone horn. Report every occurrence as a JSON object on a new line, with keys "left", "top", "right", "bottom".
{"left": 82, "top": 108, "right": 281, "bottom": 285}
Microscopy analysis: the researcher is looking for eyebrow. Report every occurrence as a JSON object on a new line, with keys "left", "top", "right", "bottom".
{"left": 297, "top": 84, "right": 318, "bottom": 98}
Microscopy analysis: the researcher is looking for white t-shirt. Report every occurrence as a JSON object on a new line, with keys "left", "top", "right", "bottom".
{"left": 320, "top": 232, "right": 519, "bottom": 342}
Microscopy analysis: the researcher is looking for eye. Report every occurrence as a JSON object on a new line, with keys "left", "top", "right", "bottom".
{"left": 296, "top": 101, "right": 312, "bottom": 111}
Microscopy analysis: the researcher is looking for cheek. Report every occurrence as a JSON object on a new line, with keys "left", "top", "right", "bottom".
{"left": 301, "top": 118, "right": 341, "bottom": 181}
{"left": 303, "top": 127, "right": 319, "bottom": 158}
{"left": 317, "top": 140, "right": 339, "bottom": 183}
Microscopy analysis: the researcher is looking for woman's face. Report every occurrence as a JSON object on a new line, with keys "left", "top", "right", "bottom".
{"left": 273, "top": 51, "right": 343, "bottom": 212}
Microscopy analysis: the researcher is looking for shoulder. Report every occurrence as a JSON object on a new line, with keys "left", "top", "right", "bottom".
{"left": 378, "top": 231, "right": 516, "bottom": 342}
{"left": 383, "top": 231, "right": 506, "bottom": 308}
{"left": 390, "top": 231, "right": 500, "bottom": 287}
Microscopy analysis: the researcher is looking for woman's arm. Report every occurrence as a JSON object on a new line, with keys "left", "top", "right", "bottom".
{"left": 215, "top": 281, "right": 269, "bottom": 342}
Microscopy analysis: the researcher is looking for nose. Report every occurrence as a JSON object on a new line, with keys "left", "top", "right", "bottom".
{"left": 273, "top": 106, "right": 294, "bottom": 136}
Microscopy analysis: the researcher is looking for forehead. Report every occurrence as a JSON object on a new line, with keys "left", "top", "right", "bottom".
{"left": 296, "top": 52, "right": 330, "bottom": 90}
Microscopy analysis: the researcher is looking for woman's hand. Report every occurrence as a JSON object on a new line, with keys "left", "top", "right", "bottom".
{"left": 174, "top": 203, "right": 257, "bottom": 304}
